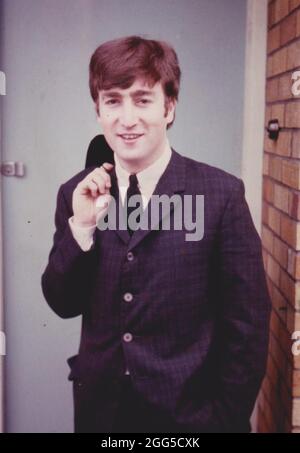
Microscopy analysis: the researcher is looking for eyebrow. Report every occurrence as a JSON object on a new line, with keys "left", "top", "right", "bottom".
{"left": 102, "top": 89, "right": 155, "bottom": 99}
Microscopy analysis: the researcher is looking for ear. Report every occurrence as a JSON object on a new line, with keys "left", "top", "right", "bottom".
{"left": 166, "top": 99, "right": 176, "bottom": 124}
{"left": 95, "top": 102, "right": 101, "bottom": 124}
{"left": 94, "top": 94, "right": 101, "bottom": 116}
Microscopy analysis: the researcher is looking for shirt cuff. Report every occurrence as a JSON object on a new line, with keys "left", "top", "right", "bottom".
{"left": 68, "top": 216, "right": 96, "bottom": 251}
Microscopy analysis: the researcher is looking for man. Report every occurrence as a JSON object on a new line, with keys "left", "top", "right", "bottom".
{"left": 41, "top": 35, "right": 271, "bottom": 433}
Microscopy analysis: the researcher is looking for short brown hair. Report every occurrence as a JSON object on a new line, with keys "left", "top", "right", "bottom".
{"left": 89, "top": 35, "right": 181, "bottom": 129}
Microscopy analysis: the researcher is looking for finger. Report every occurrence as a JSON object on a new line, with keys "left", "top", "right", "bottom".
{"left": 86, "top": 180, "right": 99, "bottom": 198}
{"left": 101, "top": 162, "right": 114, "bottom": 171}
{"left": 94, "top": 167, "right": 111, "bottom": 188}
{"left": 90, "top": 174, "right": 107, "bottom": 194}
{"left": 76, "top": 179, "right": 97, "bottom": 197}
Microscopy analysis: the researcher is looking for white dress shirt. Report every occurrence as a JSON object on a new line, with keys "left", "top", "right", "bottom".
{"left": 68, "top": 138, "right": 172, "bottom": 375}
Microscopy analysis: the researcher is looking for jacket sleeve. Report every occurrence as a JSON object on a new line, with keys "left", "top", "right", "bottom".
{"left": 196, "top": 179, "right": 271, "bottom": 432}
{"left": 41, "top": 184, "right": 98, "bottom": 319}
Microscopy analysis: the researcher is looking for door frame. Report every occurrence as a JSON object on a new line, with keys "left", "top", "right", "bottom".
{"left": 0, "top": 70, "right": 6, "bottom": 433}
{"left": 242, "top": 0, "right": 268, "bottom": 433}
{"left": 241, "top": 0, "right": 268, "bottom": 236}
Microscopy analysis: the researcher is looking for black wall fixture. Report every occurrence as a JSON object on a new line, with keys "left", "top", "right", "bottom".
{"left": 267, "top": 119, "right": 281, "bottom": 141}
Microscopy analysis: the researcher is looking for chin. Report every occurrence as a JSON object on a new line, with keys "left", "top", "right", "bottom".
{"left": 117, "top": 149, "right": 146, "bottom": 161}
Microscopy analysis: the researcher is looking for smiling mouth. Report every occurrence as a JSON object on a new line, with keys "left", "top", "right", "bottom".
{"left": 118, "top": 134, "right": 144, "bottom": 142}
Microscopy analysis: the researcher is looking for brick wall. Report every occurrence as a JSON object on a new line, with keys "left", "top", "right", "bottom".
{"left": 257, "top": 0, "right": 300, "bottom": 433}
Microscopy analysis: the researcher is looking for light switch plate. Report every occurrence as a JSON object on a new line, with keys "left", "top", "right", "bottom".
{"left": 0, "top": 71, "right": 6, "bottom": 96}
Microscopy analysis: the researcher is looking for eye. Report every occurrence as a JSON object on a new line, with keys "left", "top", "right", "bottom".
{"left": 137, "top": 99, "right": 151, "bottom": 105}
{"left": 105, "top": 99, "right": 119, "bottom": 105}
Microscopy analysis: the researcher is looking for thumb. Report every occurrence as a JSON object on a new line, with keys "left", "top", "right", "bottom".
{"left": 95, "top": 192, "right": 111, "bottom": 210}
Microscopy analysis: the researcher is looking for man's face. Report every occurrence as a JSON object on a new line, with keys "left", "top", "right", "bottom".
{"left": 97, "top": 78, "right": 176, "bottom": 171}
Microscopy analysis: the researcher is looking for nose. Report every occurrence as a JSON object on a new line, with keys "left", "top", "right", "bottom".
{"left": 119, "top": 102, "right": 138, "bottom": 129}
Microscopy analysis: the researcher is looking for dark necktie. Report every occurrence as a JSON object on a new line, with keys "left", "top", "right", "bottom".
{"left": 125, "top": 174, "right": 143, "bottom": 236}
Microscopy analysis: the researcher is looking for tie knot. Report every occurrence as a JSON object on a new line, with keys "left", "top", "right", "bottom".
{"left": 129, "top": 173, "right": 139, "bottom": 188}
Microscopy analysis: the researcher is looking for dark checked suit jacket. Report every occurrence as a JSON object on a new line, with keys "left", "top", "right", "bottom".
{"left": 41, "top": 148, "right": 271, "bottom": 433}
